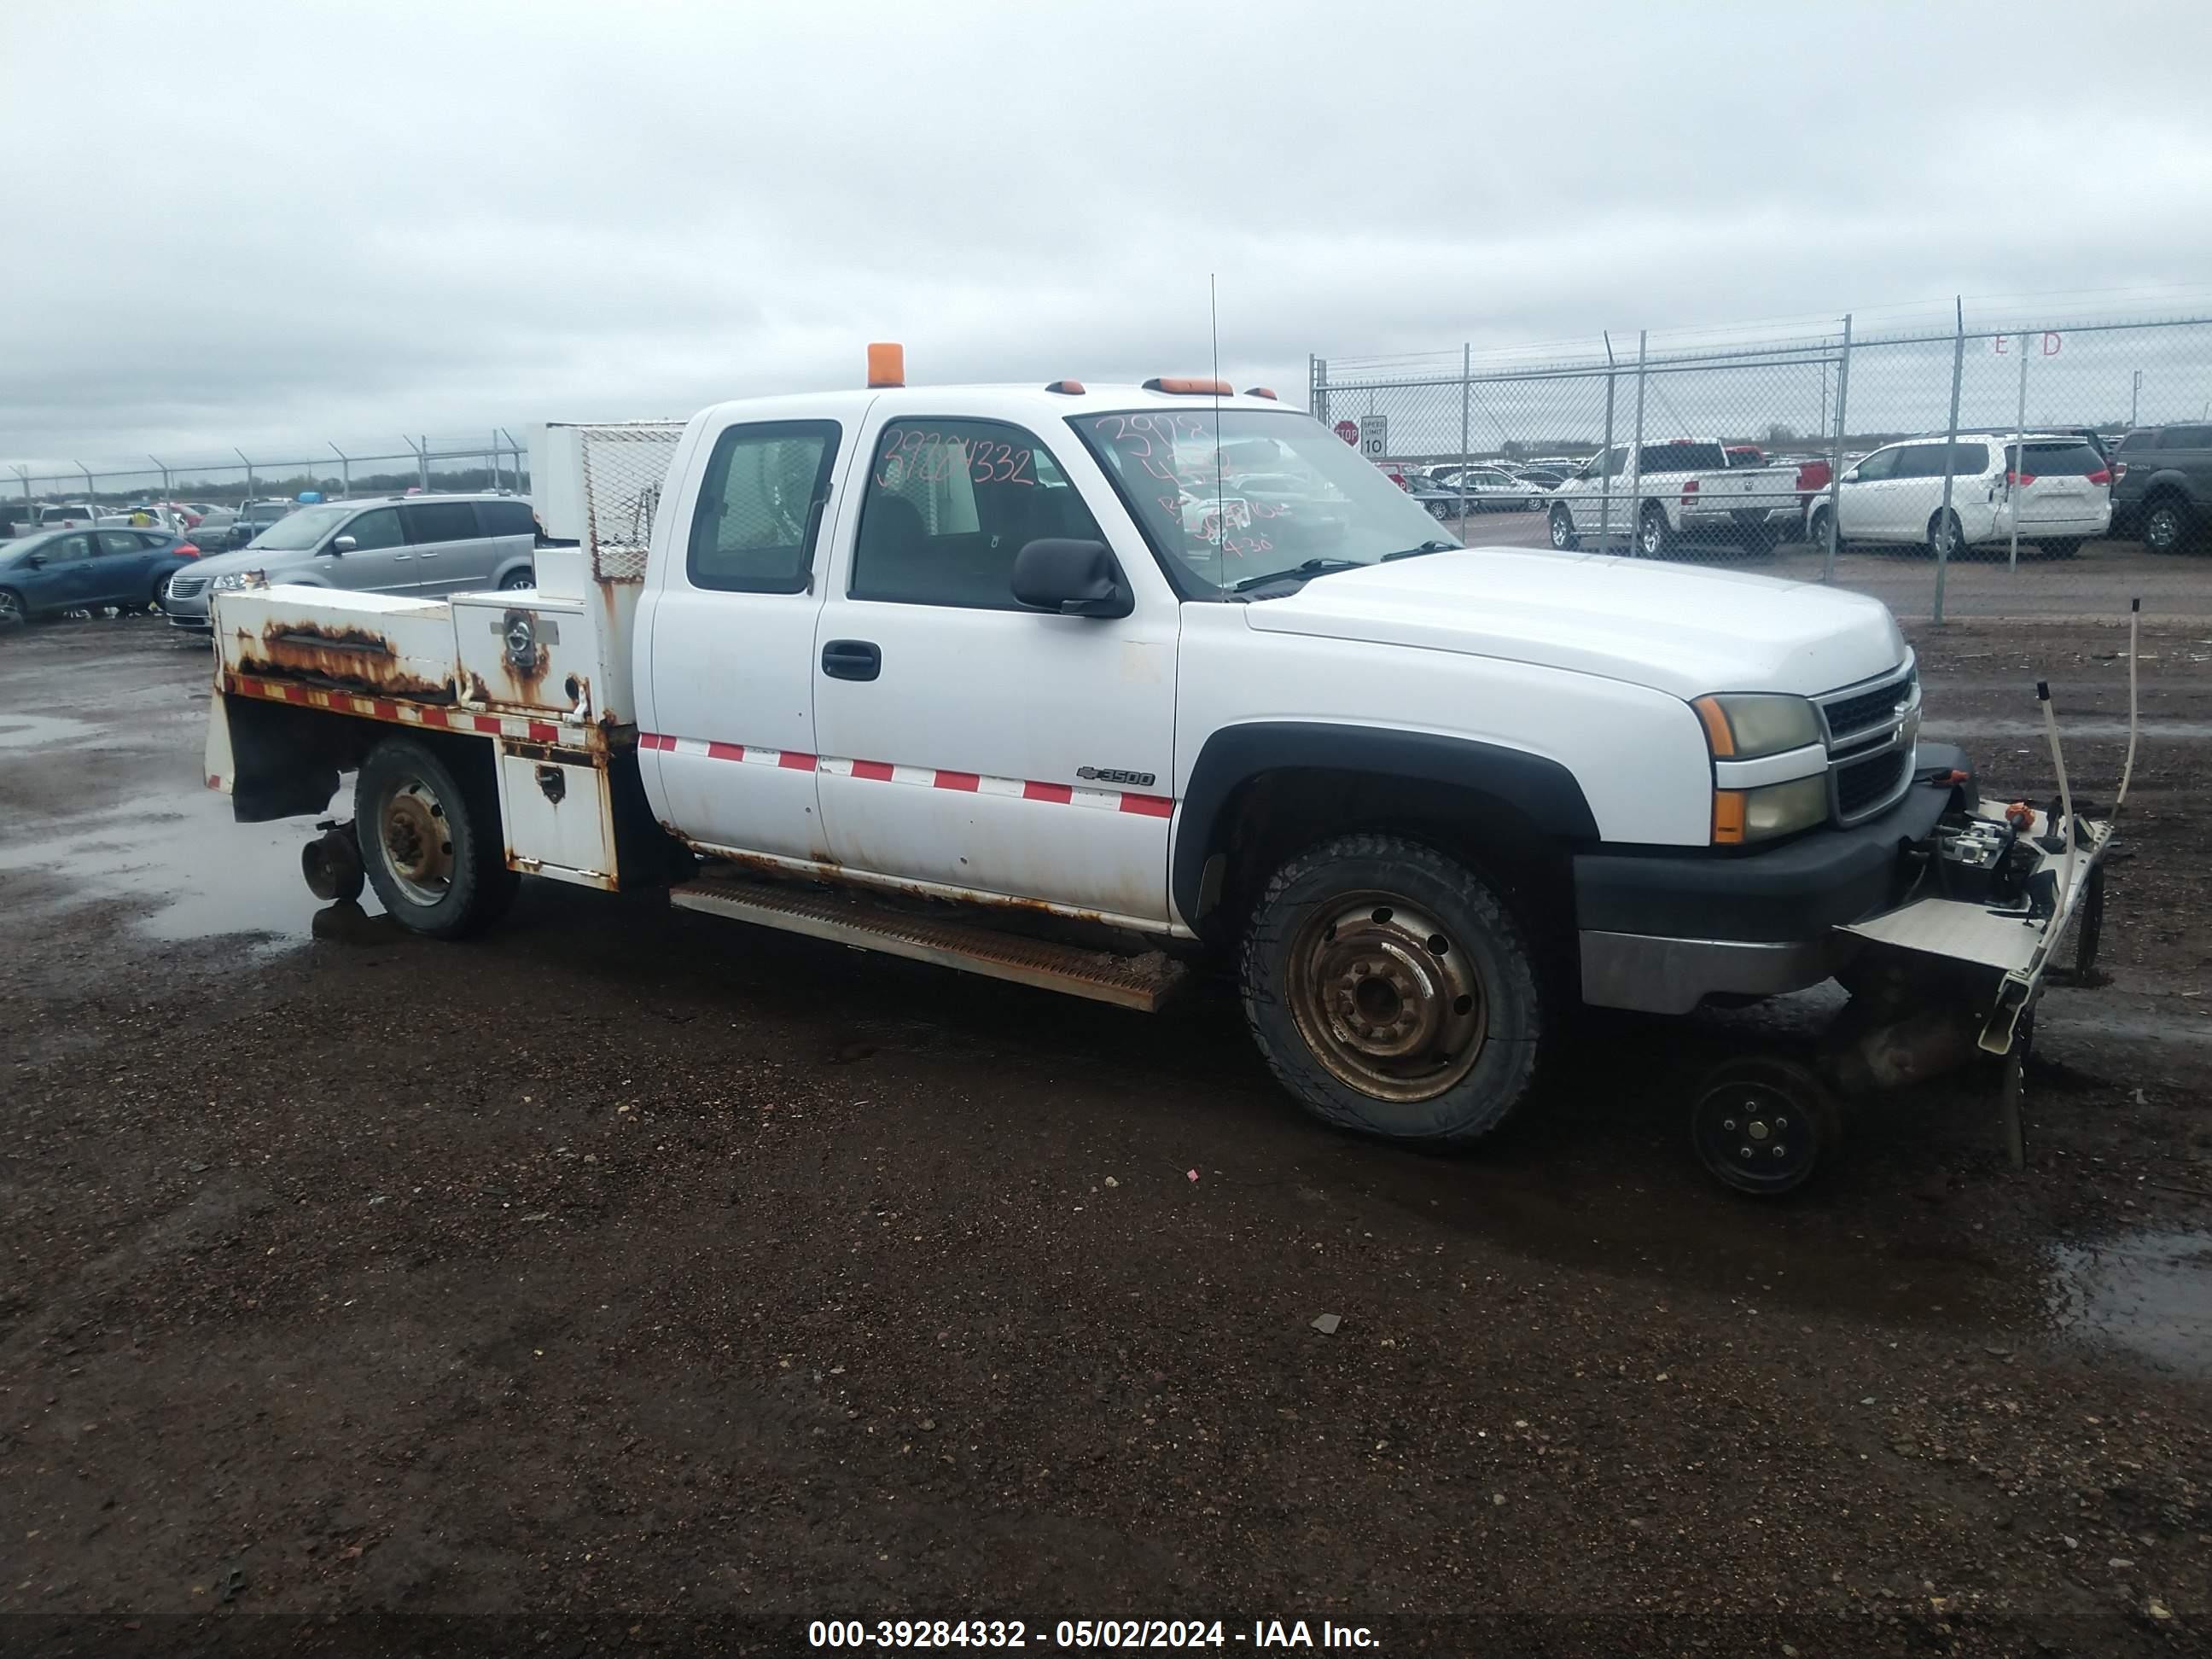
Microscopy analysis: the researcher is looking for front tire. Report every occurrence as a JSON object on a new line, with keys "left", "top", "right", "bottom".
{"left": 355, "top": 736, "right": 518, "bottom": 939}
{"left": 1807, "top": 503, "right": 1835, "bottom": 551}
{"left": 1547, "top": 505, "right": 1579, "bottom": 550}
{"left": 1240, "top": 834, "right": 1546, "bottom": 1145}
{"left": 0, "top": 586, "right": 26, "bottom": 631}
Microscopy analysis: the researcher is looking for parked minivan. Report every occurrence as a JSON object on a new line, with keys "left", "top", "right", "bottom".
{"left": 164, "top": 492, "right": 538, "bottom": 633}
{"left": 1807, "top": 434, "right": 2111, "bottom": 559}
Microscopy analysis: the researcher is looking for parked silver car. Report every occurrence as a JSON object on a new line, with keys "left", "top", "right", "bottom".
{"left": 166, "top": 493, "right": 538, "bottom": 634}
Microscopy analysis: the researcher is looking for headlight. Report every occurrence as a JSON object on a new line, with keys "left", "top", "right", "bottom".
{"left": 1691, "top": 692, "right": 1821, "bottom": 760}
{"left": 1714, "top": 774, "right": 1829, "bottom": 845}
{"left": 210, "top": 570, "right": 262, "bottom": 591}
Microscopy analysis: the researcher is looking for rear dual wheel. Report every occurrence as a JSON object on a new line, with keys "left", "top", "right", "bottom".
{"left": 355, "top": 736, "right": 517, "bottom": 938}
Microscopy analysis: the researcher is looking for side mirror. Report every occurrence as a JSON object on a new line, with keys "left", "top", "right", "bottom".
{"left": 1841, "top": 469, "right": 1861, "bottom": 484}
{"left": 26, "top": 552, "right": 47, "bottom": 568}
{"left": 1010, "top": 538, "right": 1132, "bottom": 619}
{"left": 328, "top": 534, "right": 357, "bottom": 555}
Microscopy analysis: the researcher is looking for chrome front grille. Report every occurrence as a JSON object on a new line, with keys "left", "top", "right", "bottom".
{"left": 1815, "top": 655, "right": 1919, "bottom": 826}
{"left": 166, "top": 577, "right": 207, "bottom": 599}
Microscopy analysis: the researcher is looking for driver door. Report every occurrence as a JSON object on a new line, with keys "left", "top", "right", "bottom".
{"left": 811, "top": 408, "right": 1179, "bottom": 925}
{"left": 327, "top": 506, "right": 416, "bottom": 593}
{"left": 29, "top": 533, "right": 99, "bottom": 610}
{"left": 1835, "top": 445, "right": 1908, "bottom": 542}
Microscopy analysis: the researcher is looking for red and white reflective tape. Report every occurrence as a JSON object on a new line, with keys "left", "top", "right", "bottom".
{"left": 640, "top": 731, "right": 1173, "bottom": 818}
{"left": 224, "top": 671, "right": 572, "bottom": 745}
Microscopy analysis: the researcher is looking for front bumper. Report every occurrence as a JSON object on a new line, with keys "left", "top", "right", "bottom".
{"left": 1575, "top": 742, "right": 1970, "bottom": 1014}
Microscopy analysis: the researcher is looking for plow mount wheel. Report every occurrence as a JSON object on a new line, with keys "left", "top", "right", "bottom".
{"left": 1689, "top": 1054, "right": 1841, "bottom": 1198}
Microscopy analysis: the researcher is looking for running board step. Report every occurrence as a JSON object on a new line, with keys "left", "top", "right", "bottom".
{"left": 667, "top": 864, "right": 1182, "bottom": 1012}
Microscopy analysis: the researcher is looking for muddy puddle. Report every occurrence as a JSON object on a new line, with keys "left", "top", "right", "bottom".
{"left": 2046, "top": 1227, "right": 2212, "bottom": 1378}
{"left": 0, "top": 777, "right": 380, "bottom": 946}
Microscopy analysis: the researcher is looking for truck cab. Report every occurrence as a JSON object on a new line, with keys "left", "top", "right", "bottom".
{"left": 203, "top": 361, "right": 2109, "bottom": 1191}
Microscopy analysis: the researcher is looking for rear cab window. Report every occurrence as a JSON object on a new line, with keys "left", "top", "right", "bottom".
{"left": 686, "top": 421, "right": 841, "bottom": 595}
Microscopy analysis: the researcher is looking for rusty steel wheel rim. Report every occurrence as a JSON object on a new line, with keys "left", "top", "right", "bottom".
{"left": 1286, "top": 891, "right": 1487, "bottom": 1103}
{"left": 379, "top": 776, "right": 454, "bottom": 908}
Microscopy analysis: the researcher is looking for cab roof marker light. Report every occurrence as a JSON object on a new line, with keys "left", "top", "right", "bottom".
{"left": 1243, "top": 387, "right": 1278, "bottom": 399}
{"left": 1143, "top": 376, "right": 1231, "bottom": 396}
{"left": 866, "top": 342, "right": 905, "bottom": 389}
{"left": 1044, "top": 380, "right": 1086, "bottom": 395}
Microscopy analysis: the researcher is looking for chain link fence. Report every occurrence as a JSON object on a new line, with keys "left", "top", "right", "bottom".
{"left": 3, "top": 432, "right": 533, "bottom": 539}
{"left": 1314, "top": 302, "right": 2212, "bottom": 620}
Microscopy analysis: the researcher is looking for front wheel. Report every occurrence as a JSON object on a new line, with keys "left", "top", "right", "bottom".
{"left": 355, "top": 736, "right": 519, "bottom": 939}
{"left": 1427, "top": 499, "right": 1454, "bottom": 523}
{"left": 1807, "top": 504, "right": 1834, "bottom": 551}
{"left": 0, "top": 586, "right": 23, "bottom": 631}
{"left": 1240, "top": 833, "right": 1546, "bottom": 1145}
{"left": 1547, "top": 505, "right": 1579, "bottom": 550}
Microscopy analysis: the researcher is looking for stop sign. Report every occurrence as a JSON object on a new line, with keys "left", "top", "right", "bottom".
{"left": 1334, "top": 420, "right": 1359, "bottom": 445}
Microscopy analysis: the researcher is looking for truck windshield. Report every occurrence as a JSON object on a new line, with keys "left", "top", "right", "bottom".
{"left": 244, "top": 503, "right": 349, "bottom": 550}
{"left": 1074, "top": 408, "right": 1458, "bottom": 595}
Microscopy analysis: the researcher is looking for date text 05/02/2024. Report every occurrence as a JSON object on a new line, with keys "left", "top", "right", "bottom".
{"left": 806, "top": 1619, "right": 1379, "bottom": 1650}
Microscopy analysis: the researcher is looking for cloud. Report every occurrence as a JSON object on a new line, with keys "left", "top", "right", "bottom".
{"left": 4, "top": 0, "right": 2210, "bottom": 479}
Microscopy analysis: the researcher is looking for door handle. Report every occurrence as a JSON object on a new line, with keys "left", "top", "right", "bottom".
{"left": 821, "top": 639, "right": 882, "bottom": 682}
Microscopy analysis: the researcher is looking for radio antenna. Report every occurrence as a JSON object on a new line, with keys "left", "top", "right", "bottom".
{"left": 1210, "top": 274, "right": 1225, "bottom": 559}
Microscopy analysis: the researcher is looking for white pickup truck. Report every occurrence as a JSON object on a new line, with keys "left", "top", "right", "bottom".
{"left": 1545, "top": 439, "right": 1807, "bottom": 557}
{"left": 204, "top": 358, "right": 2116, "bottom": 1194}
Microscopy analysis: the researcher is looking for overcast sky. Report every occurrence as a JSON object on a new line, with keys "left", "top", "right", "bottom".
{"left": 6, "top": 0, "right": 2212, "bottom": 477}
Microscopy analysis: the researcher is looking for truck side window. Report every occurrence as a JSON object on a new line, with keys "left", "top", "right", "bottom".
{"left": 686, "top": 420, "right": 841, "bottom": 594}
{"left": 343, "top": 508, "right": 405, "bottom": 550}
{"left": 850, "top": 417, "right": 1106, "bottom": 610}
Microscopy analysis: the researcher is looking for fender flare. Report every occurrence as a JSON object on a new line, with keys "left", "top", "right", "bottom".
{"left": 1171, "top": 721, "right": 1599, "bottom": 927}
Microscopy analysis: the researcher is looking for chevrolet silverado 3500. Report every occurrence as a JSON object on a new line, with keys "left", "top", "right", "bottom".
{"left": 204, "top": 356, "right": 2118, "bottom": 1194}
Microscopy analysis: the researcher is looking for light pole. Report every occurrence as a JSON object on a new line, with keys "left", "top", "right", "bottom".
{"left": 2131, "top": 370, "right": 2142, "bottom": 427}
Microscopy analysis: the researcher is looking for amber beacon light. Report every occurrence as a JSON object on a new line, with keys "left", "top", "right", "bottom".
{"left": 866, "top": 342, "right": 905, "bottom": 388}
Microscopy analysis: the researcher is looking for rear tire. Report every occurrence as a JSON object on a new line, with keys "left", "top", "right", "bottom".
{"left": 355, "top": 736, "right": 518, "bottom": 940}
{"left": 2141, "top": 498, "right": 2192, "bottom": 554}
{"left": 1240, "top": 833, "right": 1546, "bottom": 1146}
{"left": 1547, "top": 506, "right": 1580, "bottom": 550}
{"left": 1637, "top": 503, "right": 1674, "bottom": 559}
{"left": 499, "top": 568, "right": 535, "bottom": 591}
{"left": 1926, "top": 509, "right": 1965, "bottom": 560}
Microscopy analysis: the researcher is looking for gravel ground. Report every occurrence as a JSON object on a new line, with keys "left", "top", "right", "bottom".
{"left": 2, "top": 614, "right": 2207, "bottom": 1657}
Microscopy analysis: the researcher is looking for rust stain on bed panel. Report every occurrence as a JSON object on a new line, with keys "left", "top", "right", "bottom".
{"left": 236, "top": 619, "right": 454, "bottom": 701}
